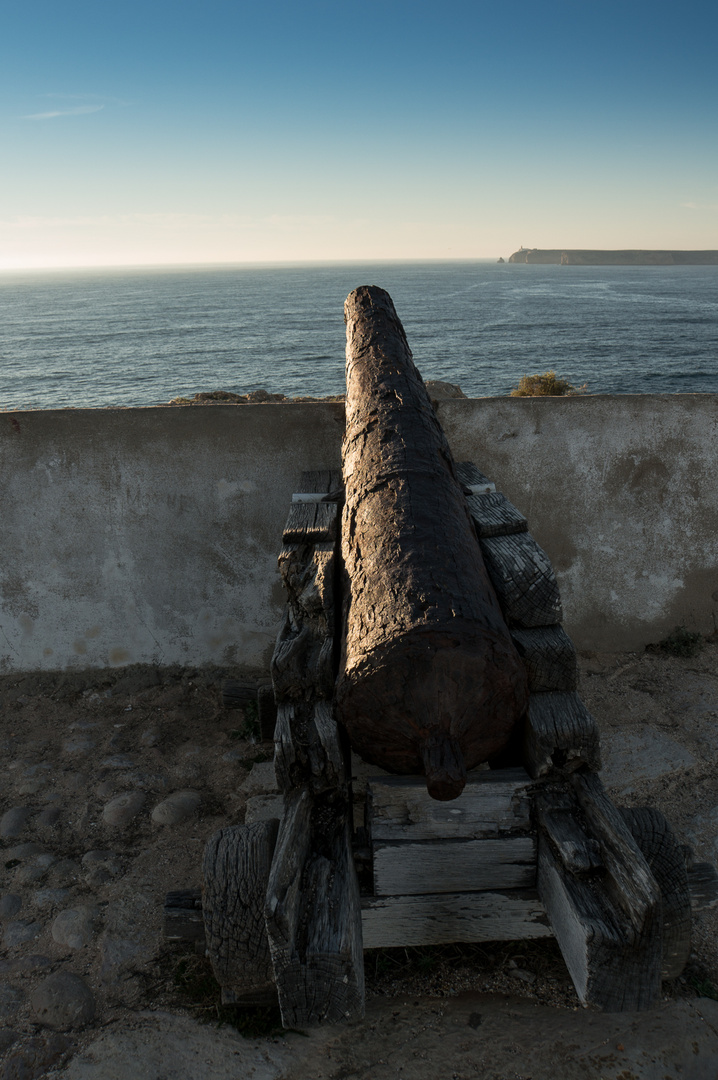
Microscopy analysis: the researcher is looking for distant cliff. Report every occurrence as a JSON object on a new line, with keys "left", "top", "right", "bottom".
{"left": 508, "top": 249, "right": 718, "bottom": 265}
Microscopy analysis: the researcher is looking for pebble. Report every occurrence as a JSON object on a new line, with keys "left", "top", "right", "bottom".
{"left": 140, "top": 729, "right": 160, "bottom": 747}
{"left": 46, "top": 859, "right": 81, "bottom": 887}
{"left": 221, "top": 746, "right": 247, "bottom": 763}
{"left": 0, "top": 894, "right": 23, "bottom": 919}
{"left": 245, "top": 794, "right": 284, "bottom": 824}
{"left": 33, "top": 888, "right": 71, "bottom": 909}
{"left": 3, "top": 919, "right": 43, "bottom": 948}
{"left": 52, "top": 904, "right": 100, "bottom": 949}
{"left": 127, "top": 769, "right": 170, "bottom": 792}
{"left": 239, "top": 761, "right": 278, "bottom": 797}
{"left": 63, "top": 736, "right": 96, "bottom": 755}
{"left": 151, "top": 790, "right": 201, "bottom": 826}
{"left": 11, "top": 953, "right": 54, "bottom": 973}
{"left": 14, "top": 853, "right": 58, "bottom": 886}
{"left": 0, "top": 1027, "right": 18, "bottom": 1053}
{"left": 0, "top": 806, "right": 33, "bottom": 838}
{"left": 31, "top": 971, "right": 96, "bottom": 1030}
{"left": 82, "top": 850, "right": 123, "bottom": 885}
{"left": 0, "top": 983, "right": 25, "bottom": 1019}
{"left": 36, "top": 805, "right": 63, "bottom": 829}
{"left": 102, "top": 791, "right": 145, "bottom": 827}
{"left": 4, "top": 842, "right": 46, "bottom": 860}
{"left": 0, "top": 1032, "right": 75, "bottom": 1076}
{"left": 101, "top": 754, "right": 136, "bottom": 769}
{"left": 509, "top": 968, "right": 537, "bottom": 984}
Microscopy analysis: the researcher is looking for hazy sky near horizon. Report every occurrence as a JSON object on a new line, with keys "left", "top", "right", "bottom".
{"left": 2, "top": 0, "right": 717, "bottom": 268}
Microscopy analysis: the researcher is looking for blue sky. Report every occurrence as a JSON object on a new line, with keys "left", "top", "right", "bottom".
{"left": 1, "top": 0, "right": 716, "bottom": 267}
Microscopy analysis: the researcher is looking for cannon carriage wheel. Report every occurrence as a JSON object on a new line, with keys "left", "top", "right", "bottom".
{"left": 620, "top": 807, "right": 692, "bottom": 980}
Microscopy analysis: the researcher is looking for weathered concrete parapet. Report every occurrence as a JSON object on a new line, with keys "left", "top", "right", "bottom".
{"left": 437, "top": 394, "right": 718, "bottom": 651}
{"left": 0, "top": 395, "right": 716, "bottom": 672}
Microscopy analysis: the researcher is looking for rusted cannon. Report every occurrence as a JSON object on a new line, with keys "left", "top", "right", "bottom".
{"left": 169, "top": 285, "right": 715, "bottom": 1030}
{"left": 336, "top": 286, "right": 528, "bottom": 800}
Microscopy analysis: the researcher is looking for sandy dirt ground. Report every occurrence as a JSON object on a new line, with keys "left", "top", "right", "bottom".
{"left": 1, "top": 641, "right": 718, "bottom": 1078}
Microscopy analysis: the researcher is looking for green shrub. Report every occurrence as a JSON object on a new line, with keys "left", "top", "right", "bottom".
{"left": 656, "top": 625, "right": 704, "bottom": 658}
{"left": 510, "top": 370, "right": 585, "bottom": 397}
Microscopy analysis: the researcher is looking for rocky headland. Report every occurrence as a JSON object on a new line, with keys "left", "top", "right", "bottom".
{"left": 508, "top": 248, "right": 718, "bottom": 265}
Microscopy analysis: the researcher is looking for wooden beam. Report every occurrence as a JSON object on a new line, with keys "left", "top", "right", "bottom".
{"left": 524, "top": 691, "right": 601, "bottom": 778}
{"left": 510, "top": 625, "right": 578, "bottom": 692}
{"left": 466, "top": 491, "right": 528, "bottom": 539}
{"left": 479, "top": 532, "right": 562, "bottom": 627}
{"left": 368, "top": 769, "right": 532, "bottom": 842}
{"left": 372, "top": 836, "right": 536, "bottom": 896}
{"left": 361, "top": 890, "right": 553, "bottom": 949}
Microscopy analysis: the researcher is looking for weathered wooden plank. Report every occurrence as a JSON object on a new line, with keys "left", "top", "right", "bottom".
{"left": 524, "top": 691, "right": 601, "bottom": 778}
{"left": 538, "top": 835, "right": 660, "bottom": 1011}
{"left": 163, "top": 889, "right": 205, "bottom": 944}
{"left": 270, "top": 614, "right": 335, "bottom": 701}
{"left": 299, "top": 469, "right": 333, "bottom": 493}
{"left": 278, "top": 543, "right": 335, "bottom": 635}
{"left": 265, "top": 787, "right": 364, "bottom": 1026}
{"left": 308, "top": 700, "right": 347, "bottom": 793}
{"left": 572, "top": 772, "right": 662, "bottom": 937}
{"left": 368, "top": 768, "right": 532, "bottom": 841}
{"left": 466, "top": 492, "right": 528, "bottom": 539}
{"left": 535, "top": 799, "right": 603, "bottom": 874}
{"left": 687, "top": 861, "right": 718, "bottom": 912}
{"left": 479, "top": 532, "right": 562, "bottom": 627}
{"left": 202, "top": 820, "right": 279, "bottom": 1003}
{"left": 361, "top": 889, "right": 553, "bottom": 949}
{"left": 282, "top": 501, "right": 338, "bottom": 543}
{"left": 454, "top": 460, "right": 496, "bottom": 493}
{"left": 372, "top": 836, "right": 536, "bottom": 896}
{"left": 510, "top": 625, "right": 578, "bottom": 692}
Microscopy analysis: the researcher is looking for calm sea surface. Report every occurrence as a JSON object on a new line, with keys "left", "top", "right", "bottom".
{"left": 0, "top": 261, "right": 716, "bottom": 410}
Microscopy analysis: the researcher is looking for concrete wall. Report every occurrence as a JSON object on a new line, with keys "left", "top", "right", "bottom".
{"left": 1, "top": 396, "right": 716, "bottom": 674}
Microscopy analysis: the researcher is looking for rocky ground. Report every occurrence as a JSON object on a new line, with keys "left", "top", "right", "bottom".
{"left": 1, "top": 641, "right": 718, "bottom": 1078}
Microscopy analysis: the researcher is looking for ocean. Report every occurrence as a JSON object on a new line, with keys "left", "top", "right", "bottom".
{"left": 0, "top": 260, "right": 716, "bottom": 410}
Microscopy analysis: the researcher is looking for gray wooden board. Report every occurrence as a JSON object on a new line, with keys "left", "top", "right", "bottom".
{"left": 368, "top": 768, "right": 532, "bottom": 841}
{"left": 455, "top": 460, "right": 495, "bottom": 491}
{"left": 361, "top": 890, "right": 553, "bottom": 949}
{"left": 282, "top": 501, "right": 338, "bottom": 543}
{"left": 479, "top": 532, "right": 562, "bottom": 627}
{"left": 511, "top": 625, "right": 578, "bottom": 692}
{"left": 525, "top": 691, "right": 601, "bottom": 778}
{"left": 466, "top": 492, "right": 528, "bottom": 539}
{"left": 372, "top": 836, "right": 537, "bottom": 896}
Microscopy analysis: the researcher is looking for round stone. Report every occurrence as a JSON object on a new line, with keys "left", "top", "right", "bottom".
{"left": 36, "top": 806, "right": 62, "bottom": 829}
{"left": 51, "top": 905, "right": 99, "bottom": 949}
{"left": 102, "top": 791, "right": 145, "bottom": 827}
{"left": 0, "top": 894, "right": 22, "bottom": 919}
{"left": 46, "top": 859, "right": 81, "bottom": 887}
{"left": 140, "top": 729, "right": 160, "bottom": 747}
{"left": 151, "top": 790, "right": 201, "bottom": 826}
{"left": 3, "top": 919, "right": 43, "bottom": 948}
{"left": 0, "top": 806, "right": 33, "bottom": 839}
{"left": 0, "top": 983, "right": 25, "bottom": 1019}
{"left": 33, "top": 888, "right": 70, "bottom": 909}
{"left": 31, "top": 971, "right": 95, "bottom": 1030}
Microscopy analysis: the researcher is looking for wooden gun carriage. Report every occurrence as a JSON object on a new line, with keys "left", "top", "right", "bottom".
{"left": 168, "top": 287, "right": 715, "bottom": 1027}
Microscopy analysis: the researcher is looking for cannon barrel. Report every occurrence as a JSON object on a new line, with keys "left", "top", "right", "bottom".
{"left": 335, "top": 286, "right": 528, "bottom": 800}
